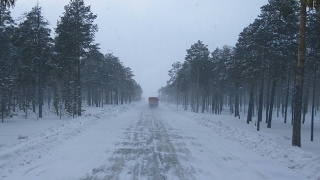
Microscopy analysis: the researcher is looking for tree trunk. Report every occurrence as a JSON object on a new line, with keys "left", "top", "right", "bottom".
{"left": 267, "top": 78, "right": 277, "bottom": 128}
{"left": 110, "top": 89, "right": 113, "bottom": 104}
{"left": 105, "top": 88, "right": 109, "bottom": 104}
{"left": 95, "top": 88, "right": 99, "bottom": 107}
{"left": 196, "top": 68, "right": 199, "bottom": 113}
{"left": 184, "top": 92, "right": 187, "bottom": 110}
{"left": 235, "top": 84, "right": 240, "bottom": 119}
{"left": 292, "top": 1, "right": 306, "bottom": 147}
{"left": 121, "top": 90, "right": 124, "bottom": 105}
{"left": 115, "top": 89, "right": 119, "bottom": 105}
{"left": 38, "top": 61, "right": 43, "bottom": 118}
{"left": 73, "top": 81, "right": 77, "bottom": 118}
{"left": 284, "top": 67, "right": 291, "bottom": 123}
{"left": 13, "top": 89, "right": 16, "bottom": 112}
{"left": 277, "top": 85, "right": 281, "bottom": 118}
{"left": 247, "top": 80, "right": 254, "bottom": 124}
{"left": 37, "top": 11, "right": 42, "bottom": 119}
{"left": 230, "top": 91, "right": 234, "bottom": 114}
{"left": 101, "top": 88, "right": 104, "bottom": 107}
{"left": 77, "top": 56, "right": 81, "bottom": 116}
{"left": 257, "top": 67, "right": 265, "bottom": 131}
{"left": 265, "top": 73, "right": 271, "bottom": 123}
{"left": 243, "top": 86, "right": 246, "bottom": 114}
{"left": 217, "top": 78, "right": 222, "bottom": 114}
{"left": 32, "top": 82, "right": 36, "bottom": 113}
{"left": 311, "top": 61, "right": 316, "bottom": 141}
{"left": 88, "top": 85, "right": 92, "bottom": 106}
{"left": 53, "top": 76, "right": 59, "bottom": 115}
{"left": 302, "top": 79, "right": 310, "bottom": 124}
{"left": 1, "top": 85, "right": 4, "bottom": 123}
{"left": 201, "top": 93, "right": 205, "bottom": 113}
{"left": 176, "top": 88, "right": 179, "bottom": 107}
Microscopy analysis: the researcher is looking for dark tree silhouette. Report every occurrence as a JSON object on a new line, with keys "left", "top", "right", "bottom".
{"left": 0, "top": 0, "right": 16, "bottom": 8}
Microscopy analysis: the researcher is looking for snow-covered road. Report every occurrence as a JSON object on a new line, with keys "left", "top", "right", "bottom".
{"left": 0, "top": 102, "right": 312, "bottom": 179}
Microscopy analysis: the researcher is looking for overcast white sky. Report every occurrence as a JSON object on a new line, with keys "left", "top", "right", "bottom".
{"left": 10, "top": 0, "right": 269, "bottom": 98}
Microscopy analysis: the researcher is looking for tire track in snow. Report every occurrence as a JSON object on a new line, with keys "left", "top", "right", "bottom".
{"left": 83, "top": 110, "right": 195, "bottom": 180}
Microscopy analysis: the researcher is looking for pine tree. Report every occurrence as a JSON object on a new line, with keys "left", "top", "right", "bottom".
{"left": 185, "top": 40, "right": 210, "bottom": 113}
{"left": 0, "top": 5, "right": 15, "bottom": 122}
{"left": 55, "top": 0, "right": 97, "bottom": 116}
{"left": 14, "top": 4, "right": 53, "bottom": 118}
{"left": 258, "top": 0, "right": 299, "bottom": 128}
{"left": 82, "top": 48, "right": 105, "bottom": 107}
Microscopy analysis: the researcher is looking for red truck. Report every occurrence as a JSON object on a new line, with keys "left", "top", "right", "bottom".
{"left": 148, "top": 97, "right": 159, "bottom": 107}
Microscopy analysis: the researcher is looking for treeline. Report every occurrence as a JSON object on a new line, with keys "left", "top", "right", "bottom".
{"left": 0, "top": 0, "right": 142, "bottom": 121}
{"left": 158, "top": 0, "right": 320, "bottom": 145}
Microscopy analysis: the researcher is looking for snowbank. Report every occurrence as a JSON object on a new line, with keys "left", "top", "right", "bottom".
{"left": 169, "top": 104, "right": 320, "bottom": 179}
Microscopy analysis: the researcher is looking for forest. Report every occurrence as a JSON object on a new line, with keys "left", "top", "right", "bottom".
{"left": 0, "top": 0, "right": 143, "bottom": 121}
{"left": 158, "top": 0, "right": 320, "bottom": 147}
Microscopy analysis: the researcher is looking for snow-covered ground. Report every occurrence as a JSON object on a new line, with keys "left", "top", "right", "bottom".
{"left": 0, "top": 101, "right": 319, "bottom": 179}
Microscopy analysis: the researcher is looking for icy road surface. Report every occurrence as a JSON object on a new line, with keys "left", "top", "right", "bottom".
{"left": 0, "top": 102, "right": 310, "bottom": 179}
